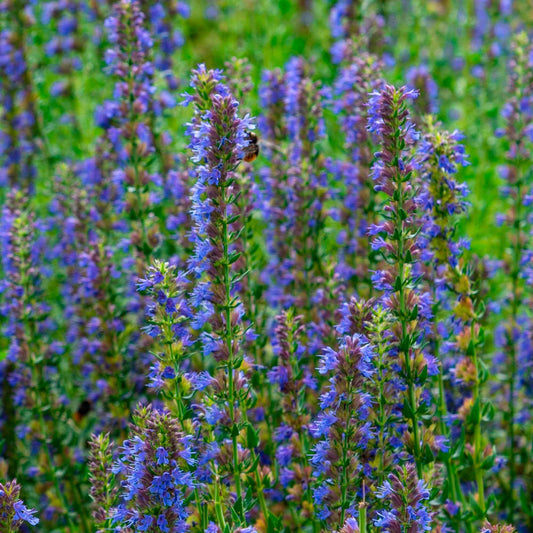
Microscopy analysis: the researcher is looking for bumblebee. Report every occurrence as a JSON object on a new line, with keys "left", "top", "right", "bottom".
{"left": 243, "top": 131, "right": 260, "bottom": 162}
{"left": 73, "top": 399, "right": 92, "bottom": 423}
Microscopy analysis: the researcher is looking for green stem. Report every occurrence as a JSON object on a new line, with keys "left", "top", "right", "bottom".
{"left": 213, "top": 462, "right": 227, "bottom": 530}
{"left": 340, "top": 429, "right": 349, "bottom": 527}
{"left": 71, "top": 482, "right": 91, "bottom": 533}
{"left": 359, "top": 501, "right": 368, "bottom": 533}
{"left": 34, "top": 375, "right": 77, "bottom": 531}
{"left": 303, "top": 433, "right": 320, "bottom": 533}
{"left": 507, "top": 175, "right": 522, "bottom": 519}
{"left": 506, "top": 47, "right": 528, "bottom": 519}
{"left": 221, "top": 178, "right": 270, "bottom": 528}
{"left": 221, "top": 181, "right": 246, "bottom": 525}
{"left": 388, "top": 99, "right": 422, "bottom": 477}
{"left": 126, "top": 66, "right": 149, "bottom": 260}
{"left": 254, "top": 468, "right": 269, "bottom": 526}
{"left": 168, "top": 344, "right": 207, "bottom": 528}
{"left": 288, "top": 326, "right": 318, "bottom": 533}
{"left": 436, "top": 340, "right": 464, "bottom": 507}
{"left": 339, "top": 376, "right": 356, "bottom": 527}
{"left": 375, "top": 333, "right": 388, "bottom": 486}
{"left": 396, "top": 177, "right": 422, "bottom": 477}
{"left": 471, "top": 321, "right": 486, "bottom": 515}
{"left": 20, "top": 247, "right": 77, "bottom": 531}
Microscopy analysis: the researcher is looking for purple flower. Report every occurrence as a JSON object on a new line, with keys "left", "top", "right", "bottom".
{"left": 110, "top": 406, "right": 194, "bottom": 530}
{"left": 0, "top": 480, "right": 39, "bottom": 529}
{"left": 374, "top": 464, "right": 432, "bottom": 532}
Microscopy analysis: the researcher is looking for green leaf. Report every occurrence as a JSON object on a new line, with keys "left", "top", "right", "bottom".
{"left": 466, "top": 340, "right": 475, "bottom": 357}
{"left": 227, "top": 250, "right": 242, "bottom": 265}
{"left": 478, "top": 358, "right": 488, "bottom": 384}
{"left": 245, "top": 454, "right": 260, "bottom": 474}
{"left": 481, "top": 401, "right": 495, "bottom": 422}
{"left": 477, "top": 326, "right": 486, "bottom": 345}
{"left": 394, "top": 276, "right": 402, "bottom": 291}
{"left": 231, "top": 498, "right": 244, "bottom": 522}
{"left": 481, "top": 453, "right": 495, "bottom": 470}
{"left": 246, "top": 422, "right": 259, "bottom": 449}
{"left": 417, "top": 363, "right": 428, "bottom": 384}
{"left": 467, "top": 398, "right": 480, "bottom": 426}
{"left": 452, "top": 428, "right": 466, "bottom": 459}
{"left": 402, "top": 400, "right": 415, "bottom": 420}
{"left": 519, "top": 487, "right": 533, "bottom": 516}
{"left": 422, "top": 443, "right": 434, "bottom": 465}
{"left": 468, "top": 493, "right": 484, "bottom": 519}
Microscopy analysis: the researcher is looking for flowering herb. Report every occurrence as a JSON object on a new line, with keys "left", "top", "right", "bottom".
{"left": 0, "top": 3, "right": 531, "bottom": 532}
{"left": 367, "top": 84, "right": 432, "bottom": 476}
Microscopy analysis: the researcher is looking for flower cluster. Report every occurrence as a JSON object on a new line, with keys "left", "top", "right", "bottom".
{"left": 110, "top": 405, "right": 195, "bottom": 531}
{"left": 374, "top": 464, "right": 432, "bottom": 532}
{"left": 0, "top": 480, "right": 39, "bottom": 530}
{"left": 1, "top": 2, "right": 533, "bottom": 532}
{"left": 311, "top": 334, "right": 375, "bottom": 527}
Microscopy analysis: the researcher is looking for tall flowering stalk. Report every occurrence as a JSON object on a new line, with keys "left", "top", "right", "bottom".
{"left": 259, "top": 58, "right": 329, "bottom": 315}
{"left": 0, "top": 1, "right": 42, "bottom": 191}
{"left": 494, "top": 31, "right": 533, "bottom": 517}
{"left": 137, "top": 260, "right": 200, "bottom": 419}
{"left": 329, "top": 0, "right": 363, "bottom": 42}
{"left": 406, "top": 65, "right": 439, "bottom": 119}
{"left": 447, "top": 259, "right": 490, "bottom": 521}
{"left": 88, "top": 433, "right": 117, "bottom": 532}
{"left": 223, "top": 57, "right": 259, "bottom": 343}
{"left": 63, "top": 156, "right": 143, "bottom": 436}
{"left": 185, "top": 66, "right": 268, "bottom": 527}
{"left": 327, "top": 51, "right": 383, "bottom": 291}
{"left": 258, "top": 58, "right": 338, "bottom": 360}
{"left": 367, "top": 85, "right": 435, "bottom": 476}
{"left": 135, "top": 1, "right": 189, "bottom": 206}
{"left": 40, "top": 0, "right": 84, "bottom": 143}
{"left": 138, "top": 260, "right": 217, "bottom": 528}
{"left": 101, "top": 0, "right": 161, "bottom": 266}
{"left": 328, "top": 1, "right": 385, "bottom": 63}
{"left": 310, "top": 334, "right": 375, "bottom": 528}
{"left": 0, "top": 192, "right": 79, "bottom": 529}
{"left": 65, "top": 0, "right": 169, "bottom": 437}
{"left": 162, "top": 158, "right": 193, "bottom": 266}
{"left": 139, "top": 0, "right": 189, "bottom": 90}
{"left": 417, "top": 118, "right": 470, "bottom": 507}
{"left": 224, "top": 56, "right": 254, "bottom": 110}
{"left": 268, "top": 310, "right": 317, "bottom": 529}
{"left": 337, "top": 298, "right": 401, "bottom": 487}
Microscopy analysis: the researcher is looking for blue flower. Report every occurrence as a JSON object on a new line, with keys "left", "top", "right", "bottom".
{"left": 13, "top": 500, "right": 39, "bottom": 526}
{"left": 318, "top": 347, "right": 338, "bottom": 374}
{"left": 156, "top": 447, "right": 169, "bottom": 465}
